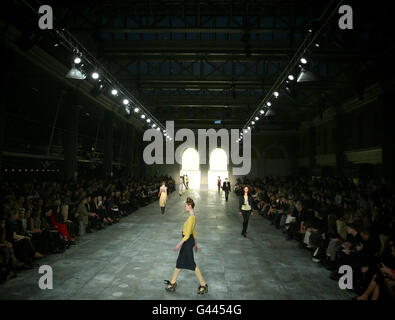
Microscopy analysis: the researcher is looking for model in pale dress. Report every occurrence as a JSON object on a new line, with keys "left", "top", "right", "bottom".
{"left": 159, "top": 182, "right": 168, "bottom": 215}
{"left": 178, "top": 177, "right": 184, "bottom": 197}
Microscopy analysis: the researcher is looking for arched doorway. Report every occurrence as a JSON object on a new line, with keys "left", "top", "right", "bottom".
{"left": 208, "top": 148, "right": 229, "bottom": 190}
{"left": 180, "top": 148, "right": 201, "bottom": 189}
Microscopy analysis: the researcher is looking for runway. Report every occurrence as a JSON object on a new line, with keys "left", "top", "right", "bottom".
{"left": 0, "top": 189, "right": 354, "bottom": 300}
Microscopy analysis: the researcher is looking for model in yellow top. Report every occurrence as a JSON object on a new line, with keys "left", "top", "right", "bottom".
{"left": 182, "top": 215, "right": 197, "bottom": 241}
{"left": 164, "top": 197, "right": 208, "bottom": 294}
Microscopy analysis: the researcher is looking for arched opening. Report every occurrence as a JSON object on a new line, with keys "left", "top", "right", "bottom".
{"left": 180, "top": 148, "right": 201, "bottom": 189}
{"left": 208, "top": 148, "right": 229, "bottom": 190}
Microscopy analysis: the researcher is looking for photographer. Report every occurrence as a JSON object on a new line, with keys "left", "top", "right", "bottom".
{"left": 286, "top": 201, "right": 305, "bottom": 241}
{"left": 330, "top": 223, "right": 363, "bottom": 281}
{"left": 27, "top": 208, "right": 52, "bottom": 254}
{"left": 310, "top": 208, "right": 329, "bottom": 263}
{"left": 356, "top": 227, "right": 381, "bottom": 288}
{"left": 356, "top": 241, "right": 395, "bottom": 300}
{"left": 78, "top": 196, "right": 99, "bottom": 234}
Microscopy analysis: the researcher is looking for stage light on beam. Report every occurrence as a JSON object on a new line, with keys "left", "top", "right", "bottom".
{"left": 91, "top": 72, "right": 99, "bottom": 80}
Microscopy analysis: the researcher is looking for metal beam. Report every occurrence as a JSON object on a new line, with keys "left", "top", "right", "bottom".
{"left": 120, "top": 79, "right": 349, "bottom": 89}
{"left": 99, "top": 40, "right": 364, "bottom": 57}
{"left": 97, "top": 27, "right": 290, "bottom": 33}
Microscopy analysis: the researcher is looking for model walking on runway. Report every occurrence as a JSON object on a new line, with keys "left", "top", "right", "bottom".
{"left": 222, "top": 178, "right": 231, "bottom": 201}
{"left": 178, "top": 176, "right": 184, "bottom": 196}
{"left": 164, "top": 197, "right": 208, "bottom": 294}
{"left": 217, "top": 176, "right": 221, "bottom": 192}
{"left": 158, "top": 181, "right": 168, "bottom": 214}
{"left": 239, "top": 186, "right": 254, "bottom": 237}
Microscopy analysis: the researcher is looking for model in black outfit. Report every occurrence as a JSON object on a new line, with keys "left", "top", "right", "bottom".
{"left": 239, "top": 186, "right": 254, "bottom": 237}
{"left": 222, "top": 178, "right": 231, "bottom": 201}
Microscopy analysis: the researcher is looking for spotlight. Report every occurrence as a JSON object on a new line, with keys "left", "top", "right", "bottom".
{"left": 301, "top": 58, "right": 307, "bottom": 64}
{"left": 111, "top": 89, "right": 118, "bottom": 95}
{"left": 152, "top": 124, "right": 156, "bottom": 128}
{"left": 163, "top": 130, "right": 166, "bottom": 133}
{"left": 147, "top": 118, "right": 151, "bottom": 123}
{"left": 274, "top": 91, "right": 279, "bottom": 97}
{"left": 134, "top": 107, "right": 139, "bottom": 113}
{"left": 297, "top": 68, "right": 317, "bottom": 82}
{"left": 260, "top": 110, "right": 264, "bottom": 114}
{"left": 66, "top": 67, "right": 86, "bottom": 80}
{"left": 255, "top": 117, "right": 259, "bottom": 121}
{"left": 247, "top": 126, "right": 251, "bottom": 130}
{"left": 91, "top": 72, "right": 99, "bottom": 80}
{"left": 90, "top": 82, "right": 105, "bottom": 97}
{"left": 315, "top": 43, "right": 320, "bottom": 47}
{"left": 308, "top": 29, "right": 312, "bottom": 33}
{"left": 288, "top": 75, "right": 294, "bottom": 81}
{"left": 74, "top": 57, "right": 81, "bottom": 64}
{"left": 157, "top": 127, "right": 160, "bottom": 131}
{"left": 141, "top": 114, "right": 146, "bottom": 119}
{"left": 251, "top": 121, "right": 255, "bottom": 125}
{"left": 123, "top": 99, "right": 129, "bottom": 105}
{"left": 244, "top": 129, "right": 248, "bottom": 133}
{"left": 266, "top": 102, "right": 271, "bottom": 107}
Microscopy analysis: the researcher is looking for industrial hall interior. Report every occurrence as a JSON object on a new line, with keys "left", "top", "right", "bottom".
{"left": 0, "top": 0, "right": 394, "bottom": 301}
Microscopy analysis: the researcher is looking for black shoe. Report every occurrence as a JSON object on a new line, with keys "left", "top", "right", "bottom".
{"left": 198, "top": 284, "right": 208, "bottom": 294}
{"left": 243, "top": 233, "right": 247, "bottom": 238}
{"left": 164, "top": 280, "right": 177, "bottom": 292}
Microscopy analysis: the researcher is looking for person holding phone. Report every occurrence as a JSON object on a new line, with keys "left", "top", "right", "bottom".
{"left": 356, "top": 242, "right": 395, "bottom": 300}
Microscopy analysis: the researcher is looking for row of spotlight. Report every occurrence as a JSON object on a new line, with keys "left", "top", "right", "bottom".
{"left": 238, "top": 20, "right": 327, "bottom": 142}
{"left": 237, "top": 51, "right": 314, "bottom": 144}
{"left": 72, "top": 56, "right": 172, "bottom": 140}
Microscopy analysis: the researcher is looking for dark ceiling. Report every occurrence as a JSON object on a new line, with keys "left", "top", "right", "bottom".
{"left": 1, "top": 0, "right": 394, "bottom": 133}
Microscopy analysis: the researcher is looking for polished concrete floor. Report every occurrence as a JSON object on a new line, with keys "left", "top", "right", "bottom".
{"left": 0, "top": 189, "right": 354, "bottom": 300}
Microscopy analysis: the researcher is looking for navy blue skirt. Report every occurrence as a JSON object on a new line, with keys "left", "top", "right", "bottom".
{"left": 176, "top": 235, "right": 196, "bottom": 271}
